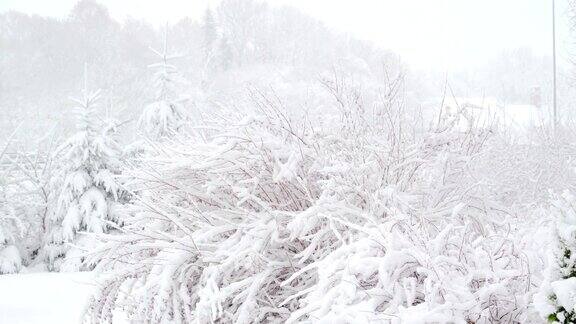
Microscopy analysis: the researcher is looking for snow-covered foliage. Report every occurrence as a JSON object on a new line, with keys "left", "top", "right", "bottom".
{"left": 42, "top": 83, "right": 127, "bottom": 272}
{"left": 0, "top": 129, "right": 58, "bottom": 274}
{"left": 0, "top": 138, "right": 23, "bottom": 274}
{"left": 85, "top": 69, "right": 553, "bottom": 322}
{"left": 0, "top": 190, "right": 24, "bottom": 274}
{"left": 535, "top": 191, "right": 576, "bottom": 323}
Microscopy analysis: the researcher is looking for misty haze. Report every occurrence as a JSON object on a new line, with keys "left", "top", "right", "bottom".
{"left": 0, "top": 0, "right": 575, "bottom": 323}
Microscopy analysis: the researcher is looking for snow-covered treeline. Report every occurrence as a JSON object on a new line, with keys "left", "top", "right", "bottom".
{"left": 1, "top": 0, "right": 576, "bottom": 323}
{"left": 0, "top": 0, "right": 397, "bottom": 144}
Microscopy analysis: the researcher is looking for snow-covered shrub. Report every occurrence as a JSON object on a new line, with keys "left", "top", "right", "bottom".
{"left": 42, "top": 85, "right": 127, "bottom": 272}
{"left": 535, "top": 191, "right": 576, "bottom": 323}
{"left": 0, "top": 137, "right": 23, "bottom": 274}
{"left": 87, "top": 71, "right": 539, "bottom": 323}
{"left": 0, "top": 190, "right": 24, "bottom": 274}
{"left": 0, "top": 130, "right": 57, "bottom": 274}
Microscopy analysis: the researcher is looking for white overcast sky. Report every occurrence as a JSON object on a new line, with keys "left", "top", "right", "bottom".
{"left": 1, "top": 0, "right": 573, "bottom": 71}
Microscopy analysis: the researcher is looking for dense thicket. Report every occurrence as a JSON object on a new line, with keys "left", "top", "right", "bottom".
{"left": 83, "top": 63, "right": 576, "bottom": 322}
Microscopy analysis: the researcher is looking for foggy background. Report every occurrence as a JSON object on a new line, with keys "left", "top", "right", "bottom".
{"left": 1, "top": 0, "right": 574, "bottom": 143}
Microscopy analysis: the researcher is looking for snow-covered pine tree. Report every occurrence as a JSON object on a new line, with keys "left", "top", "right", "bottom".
{"left": 219, "top": 35, "right": 233, "bottom": 71}
{"left": 138, "top": 29, "right": 188, "bottom": 139}
{"left": 42, "top": 73, "right": 126, "bottom": 272}
{"left": 200, "top": 8, "right": 220, "bottom": 88}
{"left": 535, "top": 191, "right": 576, "bottom": 323}
{"left": 202, "top": 8, "right": 217, "bottom": 62}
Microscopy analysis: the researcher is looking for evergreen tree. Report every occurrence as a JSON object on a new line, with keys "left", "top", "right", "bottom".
{"left": 138, "top": 29, "right": 188, "bottom": 139}
{"left": 42, "top": 74, "right": 125, "bottom": 271}
{"left": 202, "top": 8, "right": 217, "bottom": 61}
{"left": 219, "top": 35, "right": 233, "bottom": 71}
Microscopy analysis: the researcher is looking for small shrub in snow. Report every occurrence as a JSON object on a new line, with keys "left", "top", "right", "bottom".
{"left": 0, "top": 245, "right": 22, "bottom": 274}
{"left": 0, "top": 148, "right": 22, "bottom": 274}
{"left": 535, "top": 191, "right": 576, "bottom": 323}
{"left": 0, "top": 128, "right": 63, "bottom": 273}
{"left": 0, "top": 202, "right": 23, "bottom": 274}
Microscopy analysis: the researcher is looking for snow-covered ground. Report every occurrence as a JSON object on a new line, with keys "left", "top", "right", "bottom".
{"left": 0, "top": 272, "right": 96, "bottom": 324}
{"left": 424, "top": 96, "right": 550, "bottom": 132}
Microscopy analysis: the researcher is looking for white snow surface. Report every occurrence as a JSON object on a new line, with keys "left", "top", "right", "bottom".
{"left": 551, "top": 278, "right": 576, "bottom": 313}
{"left": 0, "top": 272, "right": 96, "bottom": 324}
